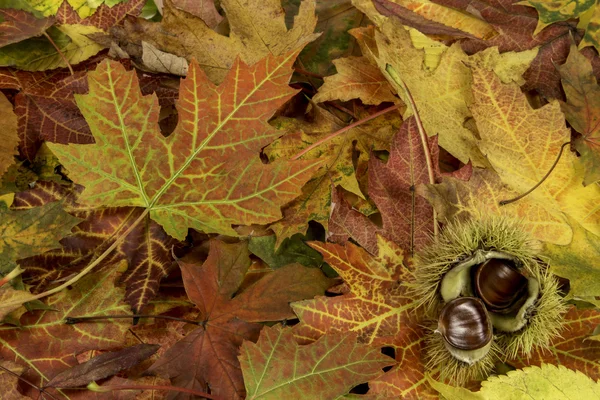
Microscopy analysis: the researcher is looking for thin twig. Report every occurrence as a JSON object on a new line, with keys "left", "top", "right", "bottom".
{"left": 3, "top": 209, "right": 150, "bottom": 310}
{"left": 385, "top": 64, "right": 438, "bottom": 238}
{"left": 0, "top": 266, "right": 24, "bottom": 288}
{"left": 65, "top": 314, "right": 203, "bottom": 326}
{"left": 43, "top": 31, "right": 73, "bottom": 75}
{"left": 291, "top": 104, "right": 400, "bottom": 160}
{"left": 90, "top": 383, "right": 224, "bottom": 399}
{"left": 499, "top": 142, "right": 571, "bottom": 206}
{"left": 0, "top": 364, "right": 59, "bottom": 400}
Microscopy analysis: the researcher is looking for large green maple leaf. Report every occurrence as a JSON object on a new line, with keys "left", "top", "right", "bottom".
{"left": 47, "top": 52, "right": 320, "bottom": 240}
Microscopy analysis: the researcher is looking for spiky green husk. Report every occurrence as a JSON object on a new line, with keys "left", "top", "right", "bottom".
{"left": 410, "top": 216, "right": 540, "bottom": 317}
{"left": 424, "top": 324, "right": 500, "bottom": 383}
{"left": 498, "top": 267, "right": 567, "bottom": 359}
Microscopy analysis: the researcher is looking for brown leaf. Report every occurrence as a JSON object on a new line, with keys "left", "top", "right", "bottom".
{"left": 0, "top": 8, "right": 54, "bottom": 47}
{"left": 55, "top": 0, "right": 145, "bottom": 30}
{"left": 148, "top": 240, "right": 331, "bottom": 399}
{"left": 171, "top": 0, "right": 223, "bottom": 29}
{"left": 0, "top": 360, "right": 28, "bottom": 400}
{"left": 46, "top": 344, "right": 160, "bottom": 388}
{"left": 0, "top": 91, "right": 18, "bottom": 177}
{"left": 14, "top": 181, "right": 177, "bottom": 314}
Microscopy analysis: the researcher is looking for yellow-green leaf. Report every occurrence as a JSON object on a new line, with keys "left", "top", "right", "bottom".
{"left": 47, "top": 54, "right": 321, "bottom": 240}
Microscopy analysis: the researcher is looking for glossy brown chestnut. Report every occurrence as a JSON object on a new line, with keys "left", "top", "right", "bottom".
{"left": 471, "top": 258, "right": 529, "bottom": 314}
{"left": 438, "top": 297, "right": 493, "bottom": 351}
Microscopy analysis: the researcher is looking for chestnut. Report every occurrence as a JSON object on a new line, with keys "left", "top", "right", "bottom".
{"left": 471, "top": 258, "right": 528, "bottom": 314}
{"left": 437, "top": 297, "right": 493, "bottom": 364}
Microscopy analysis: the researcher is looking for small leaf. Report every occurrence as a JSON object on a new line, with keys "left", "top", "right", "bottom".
{"left": 239, "top": 325, "right": 395, "bottom": 400}
{"left": 141, "top": 41, "right": 188, "bottom": 76}
{"left": 45, "top": 343, "right": 160, "bottom": 388}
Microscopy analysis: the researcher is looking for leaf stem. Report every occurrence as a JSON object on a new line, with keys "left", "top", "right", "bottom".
{"left": 89, "top": 382, "right": 224, "bottom": 399}
{"left": 2, "top": 208, "right": 150, "bottom": 309}
{"left": 385, "top": 64, "right": 438, "bottom": 238}
{"left": 43, "top": 31, "right": 74, "bottom": 76}
{"left": 65, "top": 314, "right": 203, "bottom": 326}
{"left": 0, "top": 266, "right": 24, "bottom": 288}
{"left": 290, "top": 104, "right": 400, "bottom": 161}
{"left": 499, "top": 142, "right": 571, "bottom": 206}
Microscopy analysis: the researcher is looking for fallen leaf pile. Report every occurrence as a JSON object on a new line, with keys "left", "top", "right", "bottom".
{"left": 1, "top": 0, "right": 600, "bottom": 399}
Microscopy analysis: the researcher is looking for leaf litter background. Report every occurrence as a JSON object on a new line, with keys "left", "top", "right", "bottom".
{"left": 1, "top": 0, "right": 600, "bottom": 399}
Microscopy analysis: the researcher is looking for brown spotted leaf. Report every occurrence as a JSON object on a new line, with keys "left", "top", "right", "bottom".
{"left": 239, "top": 325, "right": 395, "bottom": 399}
{"left": 148, "top": 240, "right": 331, "bottom": 399}
{"left": 0, "top": 8, "right": 54, "bottom": 47}
{"left": 47, "top": 54, "right": 321, "bottom": 241}
{"left": 0, "top": 265, "right": 131, "bottom": 396}
{"left": 292, "top": 237, "right": 437, "bottom": 398}
{"left": 14, "top": 181, "right": 176, "bottom": 314}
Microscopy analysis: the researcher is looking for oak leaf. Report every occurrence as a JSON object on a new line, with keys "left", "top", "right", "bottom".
{"left": 239, "top": 325, "right": 395, "bottom": 399}
{"left": 148, "top": 240, "right": 332, "bottom": 399}
{"left": 47, "top": 53, "right": 320, "bottom": 240}
{"left": 119, "top": 0, "right": 319, "bottom": 84}
{"left": 292, "top": 236, "right": 437, "bottom": 398}
{"left": 559, "top": 43, "right": 600, "bottom": 185}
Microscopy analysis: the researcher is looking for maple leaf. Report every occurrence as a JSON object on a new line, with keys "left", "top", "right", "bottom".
{"left": 0, "top": 359, "right": 28, "bottom": 400}
{"left": 55, "top": 0, "right": 145, "bottom": 30}
{"left": 558, "top": 43, "right": 600, "bottom": 186}
{"left": 0, "top": 91, "right": 18, "bottom": 176}
{"left": 13, "top": 181, "right": 176, "bottom": 314}
{"left": 328, "top": 116, "right": 443, "bottom": 255}
{"left": 508, "top": 306, "right": 600, "bottom": 382}
{"left": 0, "top": 24, "right": 105, "bottom": 71}
{"left": 366, "top": 19, "right": 489, "bottom": 166}
{"left": 292, "top": 236, "right": 438, "bottom": 398}
{"left": 0, "top": 265, "right": 131, "bottom": 397}
{"left": 422, "top": 65, "right": 600, "bottom": 244}
{"left": 312, "top": 56, "right": 397, "bottom": 105}
{"left": 119, "top": 0, "right": 319, "bottom": 84}
{"left": 0, "top": 195, "right": 80, "bottom": 275}
{"left": 265, "top": 103, "right": 397, "bottom": 245}
{"left": 374, "top": 0, "right": 600, "bottom": 99}
{"left": 239, "top": 325, "right": 395, "bottom": 399}
{"left": 0, "top": 8, "right": 54, "bottom": 47}
{"left": 148, "top": 240, "right": 332, "bottom": 399}
{"left": 46, "top": 53, "right": 320, "bottom": 240}
{"left": 0, "top": 61, "right": 178, "bottom": 161}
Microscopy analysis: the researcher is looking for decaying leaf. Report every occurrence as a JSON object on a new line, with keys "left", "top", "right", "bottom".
{"left": 141, "top": 41, "right": 188, "bottom": 76}
{"left": 118, "top": 0, "right": 320, "bottom": 84}
{"left": 47, "top": 53, "right": 320, "bottom": 240}
{"left": 0, "top": 359, "right": 28, "bottom": 400}
{"left": 46, "top": 343, "right": 160, "bottom": 388}
{"left": 559, "top": 43, "right": 600, "bottom": 185}
{"left": 55, "top": 0, "right": 145, "bottom": 30}
{"left": 148, "top": 240, "right": 332, "bottom": 399}
{"left": 239, "top": 324, "right": 395, "bottom": 399}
